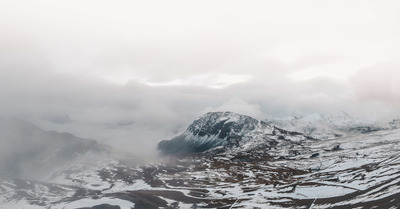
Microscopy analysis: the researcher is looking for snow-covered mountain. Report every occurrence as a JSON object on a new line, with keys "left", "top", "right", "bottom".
{"left": 2, "top": 112, "right": 400, "bottom": 208}
{"left": 0, "top": 117, "right": 110, "bottom": 180}
{"left": 158, "top": 112, "right": 312, "bottom": 155}
{"left": 265, "top": 112, "right": 385, "bottom": 139}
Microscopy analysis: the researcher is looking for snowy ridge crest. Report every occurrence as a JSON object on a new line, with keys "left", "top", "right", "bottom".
{"left": 265, "top": 112, "right": 386, "bottom": 139}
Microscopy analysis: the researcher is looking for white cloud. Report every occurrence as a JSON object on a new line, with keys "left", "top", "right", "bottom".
{"left": 1, "top": 0, "right": 400, "bottom": 155}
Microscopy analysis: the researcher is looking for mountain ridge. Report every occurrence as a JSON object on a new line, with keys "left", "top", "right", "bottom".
{"left": 265, "top": 112, "right": 387, "bottom": 139}
{"left": 158, "top": 111, "right": 312, "bottom": 155}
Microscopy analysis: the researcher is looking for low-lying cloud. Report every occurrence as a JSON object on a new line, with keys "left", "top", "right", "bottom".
{"left": 1, "top": 0, "right": 400, "bottom": 156}
{"left": 1, "top": 62, "right": 398, "bottom": 155}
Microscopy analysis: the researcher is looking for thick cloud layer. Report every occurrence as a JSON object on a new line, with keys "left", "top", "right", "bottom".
{"left": 1, "top": 1, "right": 400, "bottom": 155}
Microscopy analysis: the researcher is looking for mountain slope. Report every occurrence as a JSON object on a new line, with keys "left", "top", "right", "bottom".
{"left": 265, "top": 112, "right": 385, "bottom": 139}
{"left": 158, "top": 112, "right": 312, "bottom": 155}
{"left": 0, "top": 117, "right": 110, "bottom": 180}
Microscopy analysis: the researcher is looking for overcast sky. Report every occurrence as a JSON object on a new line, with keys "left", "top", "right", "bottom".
{"left": 1, "top": 0, "right": 400, "bottom": 153}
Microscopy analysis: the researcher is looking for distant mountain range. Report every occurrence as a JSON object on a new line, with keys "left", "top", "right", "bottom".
{"left": 264, "top": 112, "right": 387, "bottom": 139}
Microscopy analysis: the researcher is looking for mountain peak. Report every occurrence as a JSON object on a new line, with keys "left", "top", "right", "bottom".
{"left": 186, "top": 111, "right": 260, "bottom": 138}
{"left": 158, "top": 112, "right": 310, "bottom": 155}
{"left": 158, "top": 112, "right": 268, "bottom": 154}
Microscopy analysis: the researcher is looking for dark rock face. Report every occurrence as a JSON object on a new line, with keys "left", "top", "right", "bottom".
{"left": 186, "top": 112, "right": 259, "bottom": 138}
{"left": 158, "top": 112, "right": 266, "bottom": 155}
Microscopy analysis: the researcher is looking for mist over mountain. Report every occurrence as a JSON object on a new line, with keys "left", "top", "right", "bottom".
{"left": 0, "top": 117, "right": 110, "bottom": 180}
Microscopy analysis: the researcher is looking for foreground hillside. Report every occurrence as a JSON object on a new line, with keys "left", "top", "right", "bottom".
{"left": 1, "top": 112, "right": 400, "bottom": 208}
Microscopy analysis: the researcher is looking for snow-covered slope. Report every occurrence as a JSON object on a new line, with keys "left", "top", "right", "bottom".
{"left": 158, "top": 112, "right": 312, "bottom": 154}
{"left": 265, "top": 112, "right": 385, "bottom": 139}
